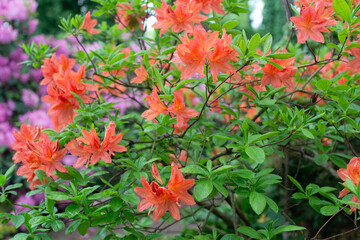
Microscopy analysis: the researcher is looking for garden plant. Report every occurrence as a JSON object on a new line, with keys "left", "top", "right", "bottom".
{"left": 1, "top": 0, "right": 360, "bottom": 239}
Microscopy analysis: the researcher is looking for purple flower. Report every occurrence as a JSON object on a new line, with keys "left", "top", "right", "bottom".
{"left": 28, "top": 19, "right": 38, "bottom": 34}
{"left": 0, "top": 121, "right": 16, "bottom": 147}
{"left": 0, "top": 65, "right": 11, "bottom": 83}
{"left": 30, "top": 68, "right": 43, "bottom": 82}
{"left": 0, "top": 21, "right": 18, "bottom": 44}
{"left": 0, "top": 0, "right": 36, "bottom": 21}
{"left": 19, "top": 110, "right": 52, "bottom": 128}
{"left": 21, "top": 89, "right": 39, "bottom": 107}
{"left": 0, "top": 103, "right": 12, "bottom": 122}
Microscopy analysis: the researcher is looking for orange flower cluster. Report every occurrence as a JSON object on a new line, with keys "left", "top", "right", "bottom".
{"left": 175, "top": 26, "right": 240, "bottom": 82}
{"left": 152, "top": 0, "right": 207, "bottom": 36}
{"left": 141, "top": 89, "right": 199, "bottom": 133}
{"left": 11, "top": 124, "right": 67, "bottom": 189}
{"left": 41, "top": 53, "right": 94, "bottom": 131}
{"left": 175, "top": 0, "right": 225, "bottom": 14}
{"left": 131, "top": 62, "right": 148, "bottom": 84}
{"left": 116, "top": 3, "right": 147, "bottom": 31}
{"left": 337, "top": 157, "right": 360, "bottom": 212}
{"left": 261, "top": 49, "right": 297, "bottom": 90}
{"left": 80, "top": 11, "right": 99, "bottom": 34}
{"left": 134, "top": 162, "right": 195, "bottom": 222}
{"left": 66, "top": 121, "right": 127, "bottom": 168}
{"left": 290, "top": 2, "right": 337, "bottom": 44}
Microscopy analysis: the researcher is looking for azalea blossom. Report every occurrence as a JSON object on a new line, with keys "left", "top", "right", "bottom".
{"left": 337, "top": 157, "right": 360, "bottom": 212}
{"left": 134, "top": 162, "right": 195, "bottom": 222}
{"left": 290, "top": 2, "right": 337, "bottom": 43}
{"left": 175, "top": 26, "right": 219, "bottom": 80}
{"left": 167, "top": 91, "right": 199, "bottom": 133}
{"left": 261, "top": 49, "right": 297, "bottom": 90}
{"left": 175, "top": 0, "right": 225, "bottom": 14}
{"left": 208, "top": 29, "right": 240, "bottom": 82}
{"left": 116, "top": 3, "right": 146, "bottom": 31}
{"left": 141, "top": 88, "right": 168, "bottom": 121}
{"left": 80, "top": 11, "right": 100, "bottom": 34}
{"left": 131, "top": 62, "right": 148, "bottom": 84}
{"left": 11, "top": 124, "right": 67, "bottom": 189}
{"left": 152, "top": 0, "right": 207, "bottom": 36}
{"left": 66, "top": 121, "right": 127, "bottom": 167}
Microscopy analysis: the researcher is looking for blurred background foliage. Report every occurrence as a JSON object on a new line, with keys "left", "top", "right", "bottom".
{"left": 36, "top": 0, "right": 97, "bottom": 35}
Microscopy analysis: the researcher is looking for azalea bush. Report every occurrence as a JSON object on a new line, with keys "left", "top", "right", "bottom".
{"left": 1, "top": 0, "right": 360, "bottom": 239}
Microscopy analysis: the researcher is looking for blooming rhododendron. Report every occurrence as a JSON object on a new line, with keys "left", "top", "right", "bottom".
{"left": 175, "top": 26, "right": 218, "bottom": 80}
{"left": 175, "top": 0, "right": 225, "bottom": 14}
{"left": 134, "top": 162, "right": 195, "bottom": 221}
{"left": 80, "top": 11, "right": 99, "bottom": 35}
{"left": 337, "top": 157, "right": 360, "bottom": 212}
{"left": 152, "top": 0, "right": 207, "bottom": 36}
{"left": 116, "top": 3, "right": 146, "bottom": 31}
{"left": 66, "top": 121, "right": 127, "bottom": 167}
{"left": 208, "top": 29, "right": 240, "bottom": 82}
{"left": 131, "top": 62, "right": 148, "bottom": 84}
{"left": 261, "top": 49, "right": 297, "bottom": 90}
{"left": 290, "top": 2, "right": 337, "bottom": 43}
{"left": 141, "top": 88, "right": 168, "bottom": 121}
{"left": 168, "top": 90, "right": 199, "bottom": 133}
{"left": 11, "top": 124, "right": 67, "bottom": 189}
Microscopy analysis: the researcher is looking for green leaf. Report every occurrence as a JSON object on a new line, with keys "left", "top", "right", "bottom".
{"left": 320, "top": 205, "right": 340, "bottom": 216}
{"left": 212, "top": 165, "right": 235, "bottom": 175}
{"left": 237, "top": 226, "right": 261, "bottom": 239}
{"left": 0, "top": 174, "right": 5, "bottom": 188}
{"left": 181, "top": 165, "right": 209, "bottom": 176}
{"left": 194, "top": 180, "right": 213, "bottom": 201}
{"left": 248, "top": 33, "right": 260, "bottom": 52}
{"left": 263, "top": 35, "right": 272, "bottom": 54}
{"left": 66, "top": 219, "right": 82, "bottom": 234}
{"left": 249, "top": 192, "right": 266, "bottom": 215}
{"left": 213, "top": 182, "right": 229, "bottom": 197}
{"left": 333, "top": 0, "right": 351, "bottom": 23}
{"left": 65, "top": 204, "right": 82, "bottom": 218}
{"left": 248, "top": 132, "right": 280, "bottom": 144}
{"left": 11, "top": 215, "right": 25, "bottom": 228}
{"left": 288, "top": 175, "right": 305, "bottom": 192}
{"left": 46, "top": 191, "right": 71, "bottom": 201}
{"left": 267, "top": 52, "right": 295, "bottom": 59}
{"left": 272, "top": 225, "right": 306, "bottom": 236}
{"left": 264, "top": 196, "right": 279, "bottom": 212}
{"left": 301, "top": 128, "right": 314, "bottom": 139}
{"left": 51, "top": 220, "right": 65, "bottom": 232}
{"left": 110, "top": 197, "right": 123, "bottom": 211}
{"left": 316, "top": 79, "right": 332, "bottom": 91}
{"left": 5, "top": 164, "right": 16, "bottom": 178}
{"left": 314, "top": 154, "right": 329, "bottom": 165}
{"left": 223, "top": 20, "right": 238, "bottom": 30}
{"left": 245, "top": 146, "right": 265, "bottom": 164}
{"left": 120, "top": 194, "right": 140, "bottom": 205}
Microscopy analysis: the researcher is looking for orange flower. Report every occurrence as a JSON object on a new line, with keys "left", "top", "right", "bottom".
{"left": 11, "top": 124, "right": 68, "bottom": 189}
{"left": 134, "top": 162, "right": 195, "bottom": 222}
{"left": 131, "top": 62, "right": 148, "bottom": 84}
{"left": 40, "top": 53, "right": 75, "bottom": 85}
{"left": 261, "top": 49, "right": 296, "bottom": 90}
{"left": 141, "top": 88, "right": 168, "bottom": 121}
{"left": 116, "top": 3, "right": 146, "bottom": 31}
{"left": 175, "top": 0, "right": 225, "bottom": 14}
{"left": 66, "top": 121, "right": 127, "bottom": 167}
{"left": 290, "top": 2, "right": 337, "bottom": 43}
{"left": 175, "top": 26, "right": 218, "bottom": 80}
{"left": 80, "top": 11, "right": 100, "bottom": 34}
{"left": 43, "top": 65, "right": 94, "bottom": 130}
{"left": 152, "top": 0, "right": 207, "bottom": 36}
{"left": 208, "top": 29, "right": 240, "bottom": 82}
{"left": 337, "top": 157, "right": 360, "bottom": 212}
{"left": 167, "top": 90, "right": 198, "bottom": 133}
